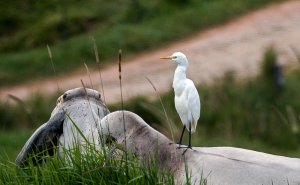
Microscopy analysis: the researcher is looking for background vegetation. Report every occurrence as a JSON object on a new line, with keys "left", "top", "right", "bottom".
{"left": 0, "top": 0, "right": 284, "bottom": 86}
{"left": 1, "top": 47, "right": 299, "bottom": 161}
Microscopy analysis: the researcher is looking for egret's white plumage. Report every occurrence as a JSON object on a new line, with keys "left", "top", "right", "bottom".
{"left": 160, "top": 52, "right": 200, "bottom": 148}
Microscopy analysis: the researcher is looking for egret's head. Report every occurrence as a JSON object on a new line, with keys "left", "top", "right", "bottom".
{"left": 160, "top": 52, "right": 188, "bottom": 67}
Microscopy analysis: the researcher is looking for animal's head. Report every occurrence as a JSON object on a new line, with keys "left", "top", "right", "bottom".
{"left": 15, "top": 87, "right": 109, "bottom": 166}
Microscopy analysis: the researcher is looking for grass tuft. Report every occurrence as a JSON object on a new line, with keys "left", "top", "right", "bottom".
{"left": 0, "top": 144, "right": 177, "bottom": 184}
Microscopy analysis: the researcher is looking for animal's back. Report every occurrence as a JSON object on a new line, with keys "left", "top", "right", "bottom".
{"left": 183, "top": 147, "right": 300, "bottom": 185}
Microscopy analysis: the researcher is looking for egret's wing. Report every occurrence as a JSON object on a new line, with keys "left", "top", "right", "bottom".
{"left": 187, "top": 80, "right": 200, "bottom": 133}
{"left": 15, "top": 111, "right": 65, "bottom": 166}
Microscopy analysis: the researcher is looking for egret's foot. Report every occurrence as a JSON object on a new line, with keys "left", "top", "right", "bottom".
{"left": 180, "top": 145, "right": 193, "bottom": 155}
{"left": 176, "top": 144, "right": 192, "bottom": 149}
{"left": 176, "top": 143, "right": 183, "bottom": 149}
{"left": 178, "top": 145, "right": 192, "bottom": 149}
{"left": 182, "top": 148, "right": 189, "bottom": 155}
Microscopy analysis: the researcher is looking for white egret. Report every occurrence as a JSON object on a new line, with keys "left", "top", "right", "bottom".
{"left": 160, "top": 52, "right": 200, "bottom": 150}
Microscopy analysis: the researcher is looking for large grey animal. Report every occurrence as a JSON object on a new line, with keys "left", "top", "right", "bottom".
{"left": 15, "top": 87, "right": 109, "bottom": 166}
{"left": 100, "top": 111, "right": 300, "bottom": 185}
{"left": 16, "top": 88, "right": 300, "bottom": 185}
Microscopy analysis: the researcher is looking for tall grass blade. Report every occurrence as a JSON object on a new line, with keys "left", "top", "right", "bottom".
{"left": 84, "top": 63, "right": 94, "bottom": 89}
{"left": 80, "top": 80, "right": 98, "bottom": 125}
{"left": 64, "top": 109, "right": 90, "bottom": 147}
{"left": 145, "top": 77, "right": 175, "bottom": 143}
{"left": 7, "top": 94, "right": 33, "bottom": 123}
{"left": 47, "top": 44, "right": 61, "bottom": 92}
{"left": 80, "top": 79, "right": 111, "bottom": 159}
{"left": 92, "top": 37, "right": 106, "bottom": 104}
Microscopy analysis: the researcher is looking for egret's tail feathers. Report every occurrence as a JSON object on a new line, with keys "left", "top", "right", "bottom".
{"left": 187, "top": 120, "right": 197, "bottom": 133}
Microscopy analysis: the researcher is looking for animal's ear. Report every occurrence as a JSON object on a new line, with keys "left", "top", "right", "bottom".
{"left": 15, "top": 111, "right": 65, "bottom": 166}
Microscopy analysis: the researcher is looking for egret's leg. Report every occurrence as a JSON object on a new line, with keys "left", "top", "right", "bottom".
{"left": 188, "top": 123, "right": 192, "bottom": 149}
{"left": 181, "top": 123, "right": 193, "bottom": 155}
{"left": 177, "top": 125, "right": 186, "bottom": 147}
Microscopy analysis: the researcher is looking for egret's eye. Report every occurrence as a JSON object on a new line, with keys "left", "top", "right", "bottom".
{"left": 172, "top": 56, "right": 177, "bottom": 59}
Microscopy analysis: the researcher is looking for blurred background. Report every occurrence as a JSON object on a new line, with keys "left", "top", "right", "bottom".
{"left": 0, "top": 0, "right": 300, "bottom": 162}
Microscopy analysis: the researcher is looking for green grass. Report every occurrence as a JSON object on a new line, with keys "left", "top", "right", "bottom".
{"left": 0, "top": 129, "right": 34, "bottom": 162}
{"left": 0, "top": 141, "right": 179, "bottom": 184}
{"left": 0, "top": 0, "right": 284, "bottom": 86}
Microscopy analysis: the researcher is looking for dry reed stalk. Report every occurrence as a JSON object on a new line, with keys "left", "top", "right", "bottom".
{"left": 118, "top": 49, "right": 129, "bottom": 184}
{"left": 84, "top": 63, "right": 94, "bottom": 89}
{"left": 92, "top": 37, "right": 106, "bottom": 104}
{"left": 47, "top": 45, "right": 60, "bottom": 92}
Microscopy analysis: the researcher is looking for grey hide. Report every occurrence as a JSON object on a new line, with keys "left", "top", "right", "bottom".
{"left": 15, "top": 87, "right": 109, "bottom": 166}
{"left": 100, "top": 111, "right": 300, "bottom": 185}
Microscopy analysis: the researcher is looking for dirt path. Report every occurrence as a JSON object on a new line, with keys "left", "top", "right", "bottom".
{"left": 1, "top": 0, "right": 300, "bottom": 105}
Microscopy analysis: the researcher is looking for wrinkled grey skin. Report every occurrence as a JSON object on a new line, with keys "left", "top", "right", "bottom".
{"left": 16, "top": 88, "right": 300, "bottom": 185}
{"left": 15, "top": 87, "right": 109, "bottom": 166}
{"left": 100, "top": 111, "right": 300, "bottom": 185}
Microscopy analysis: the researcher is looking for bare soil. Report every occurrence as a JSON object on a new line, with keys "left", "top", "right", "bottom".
{"left": 1, "top": 0, "right": 300, "bottom": 104}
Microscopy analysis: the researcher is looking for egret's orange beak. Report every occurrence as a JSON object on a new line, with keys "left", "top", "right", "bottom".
{"left": 160, "top": 56, "right": 175, "bottom": 59}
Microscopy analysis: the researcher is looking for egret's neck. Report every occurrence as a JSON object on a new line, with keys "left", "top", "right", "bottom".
{"left": 173, "top": 65, "right": 187, "bottom": 91}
